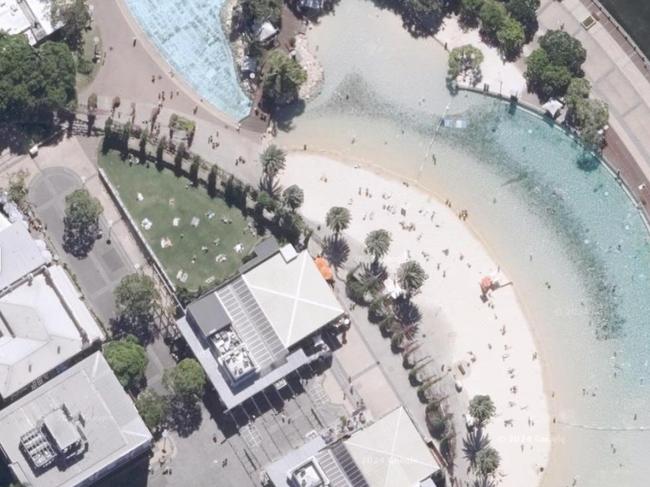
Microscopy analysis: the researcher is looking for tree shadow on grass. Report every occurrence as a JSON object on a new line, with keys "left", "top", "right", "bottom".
{"left": 168, "top": 398, "right": 203, "bottom": 438}
{"left": 576, "top": 152, "right": 600, "bottom": 172}
{"left": 322, "top": 235, "right": 350, "bottom": 269}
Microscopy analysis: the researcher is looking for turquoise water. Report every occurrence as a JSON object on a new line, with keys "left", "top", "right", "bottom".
{"left": 124, "top": 0, "right": 251, "bottom": 120}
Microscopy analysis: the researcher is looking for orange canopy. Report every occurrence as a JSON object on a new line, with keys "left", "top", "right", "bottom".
{"left": 480, "top": 277, "right": 493, "bottom": 294}
{"left": 314, "top": 257, "right": 334, "bottom": 281}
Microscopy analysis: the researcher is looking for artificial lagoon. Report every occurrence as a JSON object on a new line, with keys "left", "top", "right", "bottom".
{"left": 276, "top": 0, "right": 650, "bottom": 484}
{"left": 124, "top": 0, "right": 251, "bottom": 120}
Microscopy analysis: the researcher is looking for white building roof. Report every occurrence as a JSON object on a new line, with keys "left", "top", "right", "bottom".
{"left": 0, "top": 352, "right": 152, "bottom": 487}
{"left": 0, "top": 266, "right": 104, "bottom": 400}
{"left": 0, "top": 0, "right": 61, "bottom": 45}
{"left": 343, "top": 407, "right": 438, "bottom": 487}
{"left": 242, "top": 250, "right": 343, "bottom": 348}
{"left": 0, "top": 221, "right": 50, "bottom": 291}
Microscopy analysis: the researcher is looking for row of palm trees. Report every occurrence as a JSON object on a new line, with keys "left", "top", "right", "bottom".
{"left": 462, "top": 395, "right": 500, "bottom": 485}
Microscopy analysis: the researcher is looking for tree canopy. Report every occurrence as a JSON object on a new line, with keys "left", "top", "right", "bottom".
{"left": 51, "top": 0, "right": 91, "bottom": 51}
{"left": 135, "top": 389, "right": 169, "bottom": 432}
{"left": 326, "top": 206, "right": 351, "bottom": 237}
{"left": 468, "top": 394, "right": 496, "bottom": 426}
{"left": 476, "top": 446, "right": 501, "bottom": 476}
{"left": 459, "top": 0, "right": 484, "bottom": 25}
{"left": 538, "top": 30, "right": 586, "bottom": 75}
{"left": 506, "top": 0, "right": 539, "bottom": 39}
{"left": 496, "top": 15, "right": 525, "bottom": 59}
{"left": 397, "top": 260, "right": 428, "bottom": 297}
{"left": 478, "top": 0, "right": 508, "bottom": 39}
{"left": 525, "top": 30, "right": 586, "bottom": 100}
{"left": 0, "top": 36, "right": 76, "bottom": 125}
{"left": 282, "top": 184, "right": 304, "bottom": 212}
{"left": 260, "top": 145, "right": 287, "bottom": 180}
{"left": 114, "top": 273, "right": 159, "bottom": 338}
{"left": 364, "top": 229, "right": 392, "bottom": 263}
{"left": 63, "top": 188, "right": 103, "bottom": 257}
{"left": 262, "top": 50, "right": 307, "bottom": 107}
{"left": 448, "top": 45, "right": 484, "bottom": 85}
{"left": 104, "top": 335, "right": 148, "bottom": 392}
{"left": 163, "top": 358, "right": 206, "bottom": 402}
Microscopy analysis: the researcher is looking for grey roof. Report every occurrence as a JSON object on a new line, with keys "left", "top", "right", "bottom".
{"left": 0, "top": 222, "right": 49, "bottom": 291}
{"left": 187, "top": 292, "right": 231, "bottom": 338}
{"left": 216, "top": 276, "right": 286, "bottom": 370}
{"left": 239, "top": 237, "right": 279, "bottom": 273}
{"left": 0, "top": 352, "right": 152, "bottom": 487}
{"left": 176, "top": 316, "right": 311, "bottom": 411}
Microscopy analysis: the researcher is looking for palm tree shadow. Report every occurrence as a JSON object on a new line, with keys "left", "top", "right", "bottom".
{"left": 323, "top": 235, "right": 350, "bottom": 269}
{"left": 393, "top": 295, "right": 422, "bottom": 325}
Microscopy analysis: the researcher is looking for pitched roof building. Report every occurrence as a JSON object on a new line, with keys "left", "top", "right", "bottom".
{"left": 177, "top": 239, "right": 344, "bottom": 411}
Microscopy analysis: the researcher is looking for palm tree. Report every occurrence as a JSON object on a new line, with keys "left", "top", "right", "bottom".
{"left": 468, "top": 395, "right": 496, "bottom": 427}
{"left": 282, "top": 184, "right": 304, "bottom": 212}
{"left": 462, "top": 428, "right": 491, "bottom": 468}
{"left": 364, "top": 229, "right": 392, "bottom": 264}
{"left": 476, "top": 446, "right": 500, "bottom": 477}
{"left": 326, "top": 206, "right": 351, "bottom": 239}
{"left": 396, "top": 260, "right": 428, "bottom": 298}
{"left": 260, "top": 145, "right": 286, "bottom": 181}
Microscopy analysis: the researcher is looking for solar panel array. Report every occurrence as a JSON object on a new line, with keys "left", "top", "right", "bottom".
{"left": 217, "top": 277, "right": 285, "bottom": 370}
{"left": 329, "top": 442, "right": 370, "bottom": 487}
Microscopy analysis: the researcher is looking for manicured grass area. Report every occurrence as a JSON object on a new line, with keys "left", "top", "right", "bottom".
{"left": 99, "top": 150, "right": 259, "bottom": 291}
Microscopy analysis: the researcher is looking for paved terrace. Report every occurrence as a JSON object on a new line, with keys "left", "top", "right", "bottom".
{"left": 533, "top": 0, "right": 650, "bottom": 215}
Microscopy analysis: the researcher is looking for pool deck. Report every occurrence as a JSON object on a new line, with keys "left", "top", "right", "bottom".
{"left": 531, "top": 0, "right": 650, "bottom": 219}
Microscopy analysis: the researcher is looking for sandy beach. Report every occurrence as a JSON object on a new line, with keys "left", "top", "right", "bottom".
{"left": 435, "top": 15, "right": 527, "bottom": 97}
{"left": 281, "top": 152, "right": 551, "bottom": 485}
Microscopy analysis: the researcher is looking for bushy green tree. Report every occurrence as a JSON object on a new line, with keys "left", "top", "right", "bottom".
{"left": 262, "top": 50, "right": 307, "bottom": 106}
{"left": 460, "top": 0, "right": 484, "bottom": 25}
{"left": 572, "top": 98, "right": 609, "bottom": 149}
{"left": 448, "top": 45, "right": 484, "bottom": 85}
{"left": 478, "top": 0, "right": 508, "bottom": 39}
{"left": 163, "top": 358, "right": 206, "bottom": 402}
{"left": 506, "top": 0, "right": 539, "bottom": 39}
{"left": 497, "top": 16, "right": 525, "bottom": 59}
{"left": 0, "top": 36, "right": 76, "bottom": 125}
{"left": 114, "top": 273, "right": 159, "bottom": 337}
{"left": 135, "top": 389, "right": 169, "bottom": 432}
{"left": 189, "top": 155, "right": 201, "bottom": 184}
{"left": 524, "top": 49, "right": 571, "bottom": 99}
{"left": 539, "top": 30, "right": 586, "bottom": 75}
{"left": 398, "top": 0, "right": 444, "bottom": 35}
{"left": 63, "top": 188, "right": 103, "bottom": 256}
{"left": 104, "top": 335, "right": 148, "bottom": 391}
{"left": 51, "top": 0, "right": 91, "bottom": 51}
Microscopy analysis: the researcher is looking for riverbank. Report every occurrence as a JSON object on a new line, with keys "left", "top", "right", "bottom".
{"left": 281, "top": 152, "right": 551, "bottom": 485}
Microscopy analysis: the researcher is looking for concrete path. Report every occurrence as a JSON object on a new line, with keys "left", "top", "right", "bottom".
{"left": 84, "top": 0, "right": 265, "bottom": 187}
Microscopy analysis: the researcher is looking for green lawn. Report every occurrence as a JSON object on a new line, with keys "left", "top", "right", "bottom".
{"left": 99, "top": 150, "right": 259, "bottom": 291}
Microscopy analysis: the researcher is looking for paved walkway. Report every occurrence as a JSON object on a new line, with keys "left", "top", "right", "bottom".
{"left": 533, "top": 0, "right": 650, "bottom": 213}
{"left": 85, "top": 0, "right": 265, "bottom": 186}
